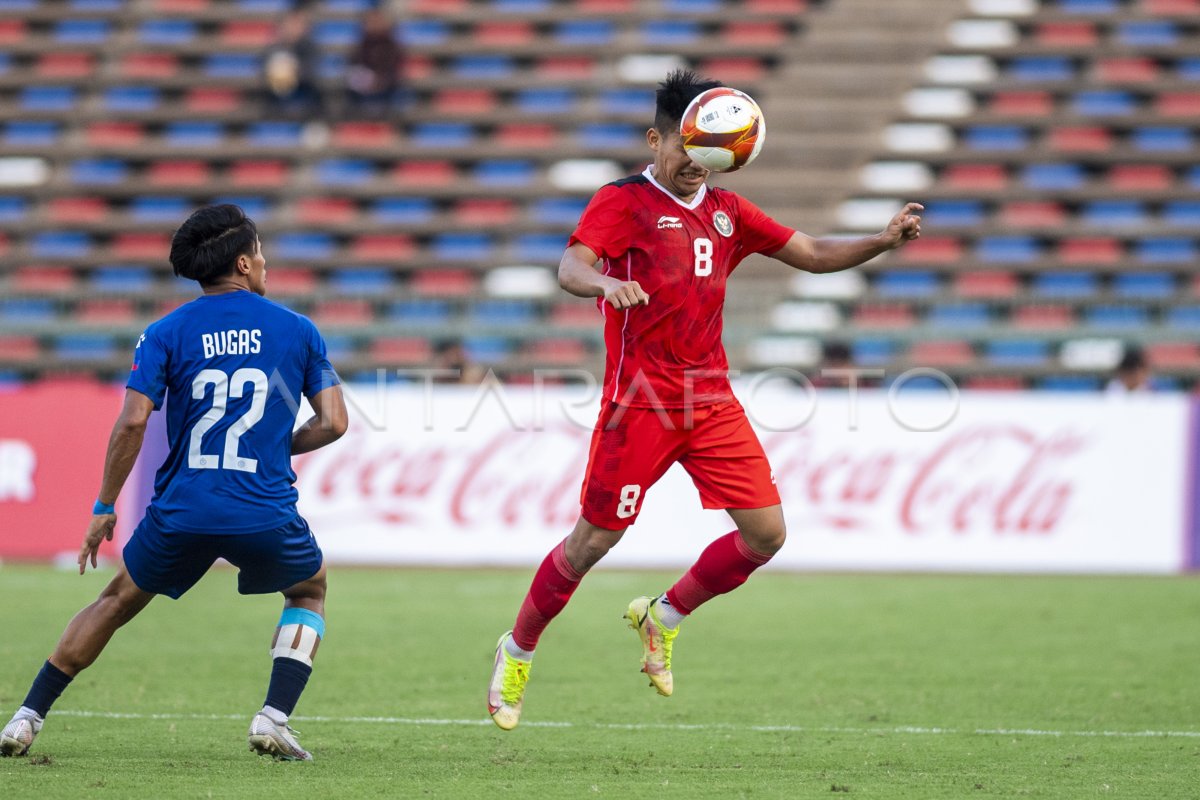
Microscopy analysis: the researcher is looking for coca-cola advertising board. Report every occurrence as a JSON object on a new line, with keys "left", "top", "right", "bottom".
{"left": 293, "top": 385, "right": 1194, "bottom": 574}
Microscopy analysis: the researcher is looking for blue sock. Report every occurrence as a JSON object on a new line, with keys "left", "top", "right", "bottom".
{"left": 23, "top": 661, "right": 73, "bottom": 718}
{"left": 264, "top": 658, "right": 312, "bottom": 717}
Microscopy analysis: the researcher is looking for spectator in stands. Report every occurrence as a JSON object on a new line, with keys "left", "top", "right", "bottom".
{"left": 345, "top": 8, "right": 404, "bottom": 120}
{"left": 432, "top": 339, "right": 484, "bottom": 385}
{"left": 1106, "top": 346, "right": 1150, "bottom": 394}
{"left": 263, "top": 9, "right": 326, "bottom": 121}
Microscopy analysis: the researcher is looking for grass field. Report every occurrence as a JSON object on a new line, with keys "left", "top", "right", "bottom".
{"left": 1, "top": 564, "right": 1199, "bottom": 799}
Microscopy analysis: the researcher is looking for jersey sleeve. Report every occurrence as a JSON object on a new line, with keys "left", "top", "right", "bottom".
{"left": 302, "top": 318, "right": 341, "bottom": 398}
{"left": 737, "top": 194, "right": 796, "bottom": 256}
{"left": 567, "top": 184, "right": 631, "bottom": 260}
{"left": 126, "top": 324, "right": 169, "bottom": 409}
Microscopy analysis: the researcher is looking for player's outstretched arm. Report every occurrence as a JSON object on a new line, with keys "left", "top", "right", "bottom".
{"left": 292, "top": 385, "right": 349, "bottom": 455}
{"left": 771, "top": 202, "right": 923, "bottom": 274}
{"left": 79, "top": 389, "right": 155, "bottom": 573}
{"left": 558, "top": 243, "right": 649, "bottom": 310}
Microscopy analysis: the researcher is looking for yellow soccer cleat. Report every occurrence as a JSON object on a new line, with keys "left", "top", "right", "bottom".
{"left": 625, "top": 596, "right": 678, "bottom": 697}
{"left": 487, "top": 631, "right": 532, "bottom": 731}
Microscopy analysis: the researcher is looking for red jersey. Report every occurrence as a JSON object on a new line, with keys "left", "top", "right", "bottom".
{"left": 568, "top": 167, "right": 795, "bottom": 408}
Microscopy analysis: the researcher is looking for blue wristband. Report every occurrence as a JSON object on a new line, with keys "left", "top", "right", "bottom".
{"left": 92, "top": 499, "right": 115, "bottom": 515}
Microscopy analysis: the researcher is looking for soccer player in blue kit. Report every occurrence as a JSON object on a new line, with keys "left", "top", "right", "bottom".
{"left": 0, "top": 205, "right": 348, "bottom": 761}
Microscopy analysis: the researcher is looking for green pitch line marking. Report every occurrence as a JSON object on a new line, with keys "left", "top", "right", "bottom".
{"left": 50, "top": 710, "right": 1200, "bottom": 739}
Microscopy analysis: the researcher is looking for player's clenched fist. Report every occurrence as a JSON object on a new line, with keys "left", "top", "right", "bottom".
{"left": 604, "top": 280, "right": 650, "bottom": 310}
{"left": 884, "top": 202, "right": 923, "bottom": 247}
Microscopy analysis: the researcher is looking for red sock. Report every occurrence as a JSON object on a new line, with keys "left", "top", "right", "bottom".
{"left": 511, "top": 540, "right": 585, "bottom": 652}
{"left": 665, "top": 531, "right": 773, "bottom": 615}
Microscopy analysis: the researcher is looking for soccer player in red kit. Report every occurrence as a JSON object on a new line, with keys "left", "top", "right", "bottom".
{"left": 487, "top": 70, "right": 923, "bottom": 730}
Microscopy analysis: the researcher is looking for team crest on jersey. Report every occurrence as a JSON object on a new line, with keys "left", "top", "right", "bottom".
{"left": 712, "top": 211, "right": 734, "bottom": 238}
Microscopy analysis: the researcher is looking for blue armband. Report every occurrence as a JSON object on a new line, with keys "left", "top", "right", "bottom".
{"left": 92, "top": 499, "right": 115, "bottom": 515}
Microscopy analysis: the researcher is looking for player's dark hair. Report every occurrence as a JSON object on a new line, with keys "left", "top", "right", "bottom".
{"left": 1117, "top": 345, "right": 1146, "bottom": 372}
{"left": 170, "top": 204, "right": 258, "bottom": 286}
{"left": 654, "top": 69, "right": 722, "bottom": 134}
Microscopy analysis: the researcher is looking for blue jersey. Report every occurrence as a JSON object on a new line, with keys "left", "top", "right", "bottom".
{"left": 127, "top": 290, "right": 339, "bottom": 534}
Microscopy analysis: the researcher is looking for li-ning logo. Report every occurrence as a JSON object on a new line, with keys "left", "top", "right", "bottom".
{"left": 657, "top": 215, "right": 683, "bottom": 230}
{"left": 713, "top": 211, "right": 734, "bottom": 238}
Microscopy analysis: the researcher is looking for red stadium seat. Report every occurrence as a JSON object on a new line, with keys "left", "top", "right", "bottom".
{"left": 956, "top": 270, "right": 1018, "bottom": 298}
{"left": 152, "top": 0, "right": 208, "bottom": 9}
{"left": 1156, "top": 93, "right": 1200, "bottom": 117}
{"left": 999, "top": 201, "right": 1066, "bottom": 227}
{"left": 147, "top": 160, "right": 211, "bottom": 187}
{"left": 852, "top": 303, "right": 915, "bottom": 328}
{"left": 908, "top": 340, "right": 974, "bottom": 366}
{"left": 332, "top": 122, "right": 396, "bottom": 148}
{"left": 943, "top": 164, "right": 1008, "bottom": 189}
{"left": 723, "top": 22, "right": 787, "bottom": 46}
{"left": 454, "top": 198, "right": 516, "bottom": 225}
{"left": 1034, "top": 22, "right": 1098, "bottom": 47}
{"left": 410, "top": 269, "right": 477, "bottom": 297}
{"left": 1146, "top": 342, "right": 1200, "bottom": 368}
{"left": 370, "top": 337, "right": 433, "bottom": 365}
{"left": 295, "top": 198, "right": 355, "bottom": 224}
{"left": 77, "top": 298, "right": 135, "bottom": 324}
{"left": 964, "top": 376, "right": 1025, "bottom": 391}
{"left": 265, "top": 268, "right": 318, "bottom": 296}
{"left": 351, "top": 235, "right": 416, "bottom": 261}
{"left": 1057, "top": 238, "right": 1121, "bottom": 264}
{"left": 699, "top": 58, "right": 767, "bottom": 83}
{"left": 120, "top": 53, "right": 179, "bottom": 79}
{"left": 434, "top": 89, "right": 499, "bottom": 115}
{"left": 229, "top": 160, "right": 289, "bottom": 187}
{"left": 496, "top": 123, "right": 558, "bottom": 148}
{"left": 1142, "top": 0, "right": 1200, "bottom": 11}
{"left": 112, "top": 233, "right": 170, "bottom": 259}
{"left": 46, "top": 197, "right": 109, "bottom": 223}
{"left": 1047, "top": 126, "right": 1112, "bottom": 152}
{"left": 0, "top": 336, "right": 40, "bottom": 363}
{"left": 185, "top": 88, "right": 241, "bottom": 113}
{"left": 85, "top": 122, "right": 146, "bottom": 147}
{"left": 746, "top": 0, "right": 807, "bottom": 10}
{"left": 12, "top": 266, "right": 76, "bottom": 293}
{"left": 155, "top": 299, "right": 189, "bottom": 316}
{"left": 525, "top": 338, "right": 587, "bottom": 365}
{"left": 1095, "top": 57, "right": 1158, "bottom": 83}
{"left": 393, "top": 160, "right": 456, "bottom": 186}
{"left": 476, "top": 22, "right": 534, "bottom": 46}
{"left": 536, "top": 57, "right": 596, "bottom": 80}
{"left": 36, "top": 53, "right": 94, "bottom": 78}
{"left": 0, "top": 20, "right": 26, "bottom": 45}
{"left": 989, "top": 91, "right": 1054, "bottom": 116}
{"left": 1108, "top": 164, "right": 1171, "bottom": 190}
{"left": 1012, "top": 305, "right": 1075, "bottom": 330}
{"left": 895, "top": 237, "right": 963, "bottom": 264}
{"left": 221, "top": 21, "right": 275, "bottom": 47}
{"left": 312, "top": 299, "right": 374, "bottom": 326}
{"left": 403, "top": 55, "right": 434, "bottom": 81}
{"left": 551, "top": 302, "right": 600, "bottom": 328}
{"left": 410, "top": 0, "right": 465, "bottom": 10}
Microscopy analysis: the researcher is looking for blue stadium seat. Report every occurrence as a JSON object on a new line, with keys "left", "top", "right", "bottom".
{"left": 69, "top": 159, "right": 128, "bottom": 185}
{"left": 399, "top": 20, "right": 449, "bottom": 45}
{"left": 578, "top": 123, "right": 641, "bottom": 149}
{"left": 1179, "top": 58, "right": 1200, "bottom": 81}
{"left": 238, "top": 0, "right": 293, "bottom": 10}
{"left": 388, "top": 299, "right": 451, "bottom": 324}
{"left": 0, "top": 0, "right": 35, "bottom": 9}
{"left": 874, "top": 271, "right": 940, "bottom": 298}
{"left": 205, "top": 54, "right": 260, "bottom": 79}
{"left": 20, "top": 87, "right": 77, "bottom": 112}
{"left": 452, "top": 56, "right": 515, "bottom": 79}
{"left": 985, "top": 340, "right": 1049, "bottom": 366}
{"left": 1040, "top": 376, "right": 1101, "bottom": 391}
{"left": 313, "top": 20, "right": 360, "bottom": 47}
{"left": 977, "top": 236, "right": 1040, "bottom": 263}
{"left": 164, "top": 122, "right": 225, "bottom": 147}
{"left": 1008, "top": 56, "right": 1074, "bottom": 81}
{"left": 1135, "top": 238, "right": 1196, "bottom": 263}
{"left": 247, "top": 122, "right": 303, "bottom": 147}
{"left": 1031, "top": 272, "right": 1098, "bottom": 297}
{"left": 473, "top": 160, "right": 536, "bottom": 186}
{"left": 138, "top": 20, "right": 197, "bottom": 45}
{"left": 1117, "top": 21, "right": 1178, "bottom": 47}
{"left": 665, "top": 0, "right": 720, "bottom": 9}
{"left": 275, "top": 232, "right": 335, "bottom": 260}
{"left": 54, "top": 20, "right": 110, "bottom": 44}
{"left": 1057, "top": 0, "right": 1117, "bottom": 12}
{"left": 464, "top": 336, "right": 513, "bottom": 362}
{"left": 410, "top": 123, "right": 475, "bottom": 147}
{"left": 1163, "top": 201, "right": 1200, "bottom": 226}
{"left": 314, "top": 159, "right": 374, "bottom": 186}
{"left": 0, "top": 53, "right": 9, "bottom": 74}
{"left": 318, "top": 53, "right": 347, "bottom": 80}
{"left": 321, "top": 336, "right": 356, "bottom": 361}
{"left": 555, "top": 21, "right": 616, "bottom": 45}
{"left": 0, "top": 299, "right": 55, "bottom": 322}
{"left": 373, "top": 198, "right": 434, "bottom": 223}
{"left": 1167, "top": 307, "right": 1200, "bottom": 329}
{"left": 103, "top": 87, "right": 160, "bottom": 112}
{"left": 1022, "top": 163, "right": 1084, "bottom": 190}
{"left": 1081, "top": 200, "right": 1146, "bottom": 227}
{"left": 927, "top": 303, "right": 991, "bottom": 328}
{"left": 214, "top": 196, "right": 270, "bottom": 217}
{"left": 329, "top": 269, "right": 394, "bottom": 295}
{"left": 641, "top": 20, "right": 701, "bottom": 44}
{"left": 71, "top": 0, "right": 122, "bottom": 7}
{"left": 129, "top": 197, "right": 189, "bottom": 222}
{"left": 1085, "top": 305, "right": 1148, "bottom": 328}
{"left": 852, "top": 339, "right": 896, "bottom": 365}
{"left": 0, "top": 197, "right": 27, "bottom": 222}
{"left": 4, "top": 121, "right": 60, "bottom": 145}
{"left": 470, "top": 300, "right": 537, "bottom": 326}
{"left": 323, "top": 0, "right": 373, "bottom": 11}
{"left": 1112, "top": 272, "right": 1173, "bottom": 298}
{"left": 492, "top": 0, "right": 550, "bottom": 10}
{"left": 1132, "top": 127, "right": 1192, "bottom": 151}
{"left": 530, "top": 198, "right": 587, "bottom": 225}
{"left": 922, "top": 200, "right": 985, "bottom": 227}
{"left": 1072, "top": 90, "right": 1135, "bottom": 116}
{"left": 513, "top": 234, "right": 566, "bottom": 262}
{"left": 1187, "top": 167, "right": 1200, "bottom": 189}
{"left": 599, "top": 88, "right": 656, "bottom": 116}
{"left": 31, "top": 231, "right": 91, "bottom": 258}
{"left": 90, "top": 266, "right": 154, "bottom": 293}
{"left": 55, "top": 335, "right": 117, "bottom": 359}
{"left": 515, "top": 88, "right": 577, "bottom": 114}
{"left": 964, "top": 126, "right": 1029, "bottom": 150}
{"left": 433, "top": 233, "right": 493, "bottom": 261}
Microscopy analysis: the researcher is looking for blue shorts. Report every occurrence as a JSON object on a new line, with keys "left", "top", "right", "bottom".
{"left": 123, "top": 513, "right": 323, "bottom": 600}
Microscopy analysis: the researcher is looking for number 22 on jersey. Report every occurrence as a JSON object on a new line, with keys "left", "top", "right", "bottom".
{"left": 188, "top": 368, "right": 268, "bottom": 473}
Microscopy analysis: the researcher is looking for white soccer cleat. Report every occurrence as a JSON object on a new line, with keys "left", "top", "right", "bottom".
{"left": 0, "top": 714, "right": 41, "bottom": 757}
{"left": 247, "top": 713, "right": 312, "bottom": 761}
{"left": 626, "top": 596, "right": 678, "bottom": 697}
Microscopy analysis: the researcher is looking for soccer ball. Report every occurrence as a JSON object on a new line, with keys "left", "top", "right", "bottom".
{"left": 679, "top": 87, "right": 766, "bottom": 173}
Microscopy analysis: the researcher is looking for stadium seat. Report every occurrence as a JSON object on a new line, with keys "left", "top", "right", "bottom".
{"left": 1056, "top": 0, "right": 1118, "bottom": 12}
{"left": 641, "top": 20, "right": 701, "bottom": 45}
{"left": 496, "top": 124, "right": 558, "bottom": 148}
{"left": 455, "top": 198, "right": 516, "bottom": 224}
{"left": 113, "top": 233, "right": 170, "bottom": 259}
{"left": 525, "top": 338, "right": 588, "bottom": 365}
{"left": 1034, "top": 21, "right": 1097, "bottom": 46}
{"left": 1072, "top": 90, "right": 1136, "bottom": 116}
{"left": 554, "top": 20, "right": 615, "bottom": 45}
{"left": 874, "top": 271, "right": 940, "bottom": 298}
{"left": 370, "top": 337, "right": 433, "bottom": 365}
{"left": 470, "top": 300, "right": 537, "bottom": 326}
{"left": 943, "top": 164, "right": 1008, "bottom": 190}
{"left": 535, "top": 57, "right": 596, "bottom": 79}
{"left": 0, "top": 197, "right": 27, "bottom": 222}
{"left": 852, "top": 339, "right": 897, "bottom": 365}
{"left": 31, "top": 231, "right": 91, "bottom": 259}
{"left": 1008, "top": 56, "right": 1074, "bottom": 82}
{"left": 312, "top": 300, "right": 374, "bottom": 326}
{"left": 1108, "top": 164, "right": 1171, "bottom": 190}
{"left": 1146, "top": 342, "right": 1200, "bottom": 368}
{"left": 220, "top": 21, "right": 275, "bottom": 47}
{"left": 433, "top": 233, "right": 493, "bottom": 261}
{"left": 205, "top": 54, "right": 260, "bottom": 79}
{"left": 699, "top": 57, "right": 766, "bottom": 83}
{"left": 463, "top": 336, "right": 513, "bottom": 363}
{"left": 372, "top": 197, "right": 435, "bottom": 224}
{"left": 1135, "top": 238, "right": 1196, "bottom": 263}
{"left": 393, "top": 161, "right": 456, "bottom": 185}
{"left": 129, "top": 197, "right": 189, "bottom": 222}
{"left": 1156, "top": 93, "right": 1200, "bottom": 116}
{"left": 54, "top": 20, "right": 111, "bottom": 44}
{"left": 989, "top": 91, "right": 1053, "bottom": 115}
{"left": 1012, "top": 305, "right": 1075, "bottom": 329}
{"left": 37, "top": 52, "right": 94, "bottom": 78}
{"left": 1081, "top": 200, "right": 1146, "bottom": 227}
{"left": 578, "top": 123, "right": 641, "bottom": 149}
{"left": 295, "top": 197, "right": 355, "bottom": 224}
{"left": 452, "top": 56, "right": 515, "bottom": 80}
{"left": 1000, "top": 201, "right": 1066, "bottom": 227}
{"left": 1095, "top": 57, "right": 1158, "bottom": 83}
{"left": 229, "top": 161, "right": 289, "bottom": 187}
{"left": 164, "top": 122, "right": 225, "bottom": 147}
{"left": 1032, "top": 272, "right": 1099, "bottom": 297}
{"left": 0, "top": 299, "right": 56, "bottom": 323}
{"left": 1167, "top": 307, "right": 1200, "bottom": 329}
{"left": 90, "top": 266, "right": 154, "bottom": 293}
{"left": 956, "top": 271, "right": 1018, "bottom": 298}
{"left": 410, "top": 270, "right": 477, "bottom": 297}
{"left": 4, "top": 122, "right": 60, "bottom": 146}
{"left": 964, "top": 125, "right": 1029, "bottom": 150}
{"left": 332, "top": 123, "right": 395, "bottom": 148}
{"left": 138, "top": 19, "right": 197, "bottom": 45}
{"left": 927, "top": 303, "right": 992, "bottom": 328}
{"left": 530, "top": 198, "right": 588, "bottom": 225}
{"left": 1046, "top": 126, "right": 1112, "bottom": 151}
{"left": 513, "top": 234, "right": 567, "bottom": 262}
{"left": 247, "top": 122, "right": 304, "bottom": 148}
{"left": 120, "top": 53, "right": 179, "bottom": 79}
{"left": 1164, "top": 201, "right": 1200, "bottom": 226}
{"left": 351, "top": 235, "right": 415, "bottom": 261}
{"left": 313, "top": 19, "right": 359, "bottom": 47}
{"left": 1132, "top": 127, "right": 1192, "bottom": 151}
{"left": 852, "top": 304, "right": 915, "bottom": 328}
{"left": 388, "top": 298, "right": 452, "bottom": 324}
{"left": 985, "top": 340, "right": 1049, "bottom": 366}
{"left": 328, "top": 269, "right": 395, "bottom": 295}
{"left": 77, "top": 298, "right": 136, "bottom": 324}
{"left": 1085, "top": 305, "right": 1148, "bottom": 328}
{"left": 1113, "top": 273, "right": 1174, "bottom": 298}
{"left": 54, "top": 334, "right": 117, "bottom": 360}
{"left": 472, "top": 160, "right": 535, "bottom": 186}
{"left": 21, "top": 87, "right": 77, "bottom": 112}
{"left": 410, "top": 123, "right": 475, "bottom": 148}
{"left": 1057, "top": 238, "right": 1121, "bottom": 264}
{"left": 264, "top": 269, "right": 318, "bottom": 296}
{"left": 315, "top": 160, "right": 375, "bottom": 186}
{"left": 185, "top": 88, "right": 240, "bottom": 113}
{"left": 103, "top": 87, "right": 161, "bottom": 112}
{"left": 147, "top": 160, "right": 211, "bottom": 187}
{"left": 908, "top": 340, "right": 974, "bottom": 367}
{"left": 84, "top": 122, "right": 146, "bottom": 148}
{"left": 895, "top": 236, "right": 963, "bottom": 264}
{"left": 0, "top": 336, "right": 40, "bottom": 363}
{"left": 1116, "top": 20, "right": 1178, "bottom": 47}
{"left": 516, "top": 88, "right": 577, "bottom": 115}
{"left": 275, "top": 232, "right": 335, "bottom": 260}
{"left": 399, "top": 20, "right": 449, "bottom": 45}
{"left": 1039, "top": 376, "right": 1101, "bottom": 391}
{"left": 70, "top": 159, "right": 129, "bottom": 185}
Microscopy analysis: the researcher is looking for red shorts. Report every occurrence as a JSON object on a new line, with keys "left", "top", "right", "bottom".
{"left": 579, "top": 399, "right": 780, "bottom": 530}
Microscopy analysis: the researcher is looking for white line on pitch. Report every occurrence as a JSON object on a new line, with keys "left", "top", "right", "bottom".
{"left": 49, "top": 710, "right": 1200, "bottom": 739}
